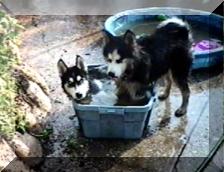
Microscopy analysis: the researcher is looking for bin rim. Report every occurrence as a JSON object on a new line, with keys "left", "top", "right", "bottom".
{"left": 73, "top": 96, "right": 156, "bottom": 113}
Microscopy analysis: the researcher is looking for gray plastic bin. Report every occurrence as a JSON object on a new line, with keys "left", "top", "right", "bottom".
{"left": 73, "top": 97, "right": 155, "bottom": 139}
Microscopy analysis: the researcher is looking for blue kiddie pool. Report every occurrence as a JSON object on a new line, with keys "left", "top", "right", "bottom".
{"left": 104, "top": 7, "right": 223, "bottom": 69}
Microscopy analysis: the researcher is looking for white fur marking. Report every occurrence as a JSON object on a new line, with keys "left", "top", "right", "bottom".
{"left": 107, "top": 49, "right": 127, "bottom": 78}
{"left": 157, "top": 17, "right": 186, "bottom": 28}
{"left": 158, "top": 17, "right": 192, "bottom": 41}
{"left": 76, "top": 75, "right": 81, "bottom": 81}
{"left": 188, "top": 32, "right": 193, "bottom": 41}
{"left": 107, "top": 62, "right": 127, "bottom": 78}
{"left": 69, "top": 78, "right": 74, "bottom": 83}
{"left": 64, "top": 84, "right": 76, "bottom": 99}
{"left": 64, "top": 80, "right": 89, "bottom": 100}
{"left": 108, "top": 49, "right": 120, "bottom": 61}
{"left": 75, "top": 80, "right": 89, "bottom": 98}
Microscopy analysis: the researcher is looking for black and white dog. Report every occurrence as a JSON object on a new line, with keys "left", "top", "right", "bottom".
{"left": 103, "top": 18, "right": 193, "bottom": 116}
{"left": 57, "top": 55, "right": 100, "bottom": 104}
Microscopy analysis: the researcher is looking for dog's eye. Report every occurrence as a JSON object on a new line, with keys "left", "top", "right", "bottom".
{"left": 116, "top": 59, "right": 122, "bottom": 63}
{"left": 76, "top": 78, "right": 84, "bottom": 84}
{"left": 67, "top": 82, "right": 74, "bottom": 87}
{"left": 108, "top": 59, "right": 112, "bottom": 63}
{"left": 68, "top": 81, "right": 73, "bottom": 85}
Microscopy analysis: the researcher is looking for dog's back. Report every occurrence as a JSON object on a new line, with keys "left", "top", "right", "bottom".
{"left": 137, "top": 18, "right": 193, "bottom": 82}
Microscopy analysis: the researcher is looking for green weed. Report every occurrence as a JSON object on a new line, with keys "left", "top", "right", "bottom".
{"left": 0, "top": 11, "right": 24, "bottom": 137}
{"left": 33, "top": 128, "right": 53, "bottom": 140}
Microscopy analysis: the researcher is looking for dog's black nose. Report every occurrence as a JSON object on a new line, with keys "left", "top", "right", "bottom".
{"left": 76, "top": 93, "right": 82, "bottom": 99}
{"left": 108, "top": 72, "right": 115, "bottom": 78}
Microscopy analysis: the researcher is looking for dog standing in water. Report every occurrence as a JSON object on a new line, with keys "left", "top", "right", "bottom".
{"left": 103, "top": 18, "right": 193, "bottom": 116}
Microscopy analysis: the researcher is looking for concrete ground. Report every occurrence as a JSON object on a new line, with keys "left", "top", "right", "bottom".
{"left": 17, "top": 16, "right": 223, "bottom": 171}
{"left": 2, "top": 0, "right": 222, "bottom": 15}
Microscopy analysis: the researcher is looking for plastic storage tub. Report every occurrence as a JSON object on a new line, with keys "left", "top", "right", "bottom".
{"left": 73, "top": 97, "right": 155, "bottom": 139}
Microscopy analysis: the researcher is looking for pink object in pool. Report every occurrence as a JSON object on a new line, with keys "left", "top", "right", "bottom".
{"left": 193, "top": 39, "right": 222, "bottom": 52}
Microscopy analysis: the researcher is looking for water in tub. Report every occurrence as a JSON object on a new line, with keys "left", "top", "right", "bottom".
{"left": 79, "top": 66, "right": 152, "bottom": 106}
{"left": 89, "top": 79, "right": 118, "bottom": 106}
{"left": 77, "top": 65, "right": 118, "bottom": 106}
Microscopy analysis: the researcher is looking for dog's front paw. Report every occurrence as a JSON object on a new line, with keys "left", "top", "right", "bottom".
{"left": 175, "top": 108, "right": 186, "bottom": 117}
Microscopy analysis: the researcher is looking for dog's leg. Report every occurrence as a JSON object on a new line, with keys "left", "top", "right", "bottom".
{"left": 174, "top": 79, "right": 190, "bottom": 117}
{"left": 158, "top": 72, "right": 172, "bottom": 100}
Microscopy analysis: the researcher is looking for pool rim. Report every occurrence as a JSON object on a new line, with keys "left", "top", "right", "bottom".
{"left": 104, "top": 7, "right": 223, "bottom": 36}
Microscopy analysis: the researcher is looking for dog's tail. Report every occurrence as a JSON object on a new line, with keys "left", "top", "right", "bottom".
{"left": 157, "top": 17, "right": 192, "bottom": 41}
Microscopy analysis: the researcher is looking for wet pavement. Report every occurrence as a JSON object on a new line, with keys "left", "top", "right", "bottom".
{"left": 17, "top": 16, "right": 223, "bottom": 170}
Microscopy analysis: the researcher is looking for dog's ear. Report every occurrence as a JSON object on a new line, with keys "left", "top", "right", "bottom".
{"left": 76, "top": 55, "right": 87, "bottom": 71}
{"left": 57, "top": 59, "right": 68, "bottom": 77}
{"left": 123, "top": 30, "right": 136, "bottom": 46}
{"left": 102, "top": 29, "right": 113, "bottom": 45}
